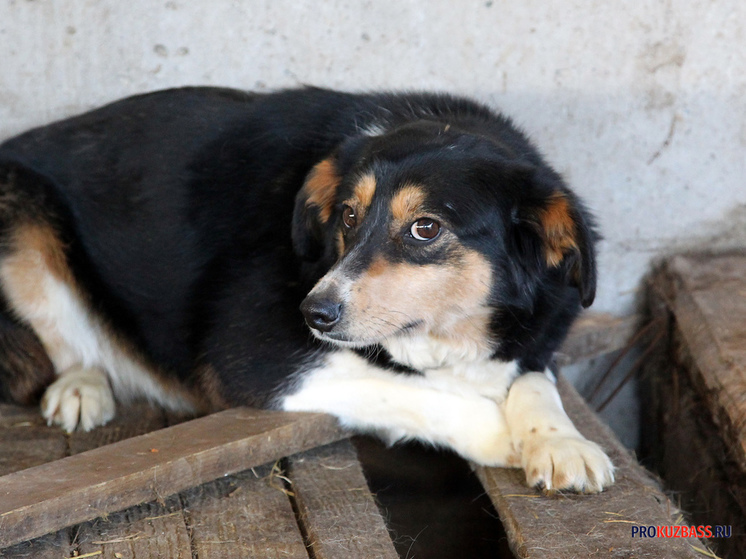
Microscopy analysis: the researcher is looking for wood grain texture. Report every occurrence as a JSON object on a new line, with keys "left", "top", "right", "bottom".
{"left": 0, "top": 530, "right": 72, "bottom": 559}
{"left": 556, "top": 312, "right": 639, "bottom": 366}
{"left": 0, "top": 403, "right": 173, "bottom": 558}
{"left": 645, "top": 252, "right": 746, "bottom": 559}
{"left": 652, "top": 331, "right": 746, "bottom": 559}
{"left": 68, "top": 402, "right": 169, "bottom": 455}
{"left": 0, "top": 408, "right": 347, "bottom": 549}
{"left": 74, "top": 495, "right": 191, "bottom": 559}
{"left": 288, "top": 439, "right": 398, "bottom": 559}
{"left": 0, "top": 408, "right": 72, "bottom": 559}
{"left": 181, "top": 464, "right": 308, "bottom": 559}
{"left": 474, "top": 376, "right": 713, "bottom": 559}
{"left": 70, "top": 409, "right": 191, "bottom": 559}
{"left": 652, "top": 253, "right": 746, "bottom": 472}
{"left": 0, "top": 404, "right": 66, "bottom": 476}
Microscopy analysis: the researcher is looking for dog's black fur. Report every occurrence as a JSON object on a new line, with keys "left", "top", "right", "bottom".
{"left": 0, "top": 85, "right": 596, "bottom": 412}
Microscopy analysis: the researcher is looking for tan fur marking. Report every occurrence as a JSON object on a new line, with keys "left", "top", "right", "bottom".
{"left": 366, "top": 255, "right": 388, "bottom": 278}
{"left": 341, "top": 173, "right": 377, "bottom": 224}
{"left": 540, "top": 193, "right": 578, "bottom": 267}
{"left": 390, "top": 185, "right": 426, "bottom": 222}
{"left": 505, "top": 453, "right": 522, "bottom": 468}
{"left": 1, "top": 224, "right": 75, "bottom": 363}
{"left": 13, "top": 223, "right": 74, "bottom": 284}
{"left": 353, "top": 174, "right": 376, "bottom": 211}
{"left": 106, "top": 333, "right": 201, "bottom": 412}
{"left": 553, "top": 473, "right": 569, "bottom": 490}
{"left": 428, "top": 311, "right": 493, "bottom": 356}
{"left": 303, "top": 158, "right": 340, "bottom": 224}
{"left": 346, "top": 249, "right": 493, "bottom": 350}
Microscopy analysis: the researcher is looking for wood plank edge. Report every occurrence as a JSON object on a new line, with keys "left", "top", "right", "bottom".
{"left": 474, "top": 378, "right": 709, "bottom": 558}
{"left": 556, "top": 312, "right": 640, "bottom": 366}
{"left": 473, "top": 466, "right": 528, "bottom": 558}
{"left": 0, "top": 409, "right": 347, "bottom": 548}
{"left": 287, "top": 440, "right": 399, "bottom": 559}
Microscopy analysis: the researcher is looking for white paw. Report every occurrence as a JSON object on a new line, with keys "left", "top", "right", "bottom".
{"left": 41, "top": 366, "right": 115, "bottom": 432}
{"left": 521, "top": 435, "right": 614, "bottom": 493}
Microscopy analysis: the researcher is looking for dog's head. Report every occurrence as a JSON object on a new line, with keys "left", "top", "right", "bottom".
{"left": 292, "top": 121, "right": 597, "bottom": 352}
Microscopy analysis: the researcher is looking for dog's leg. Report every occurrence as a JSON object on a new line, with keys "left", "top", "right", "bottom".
{"left": 0, "top": 223, "right": 118, "bottom": 432}
{"left": 281, "top": 351, "right": 518, "bottom": 466}
{"left": 0, "top": 221, "right": 195, "bottom": 430}
{"left": 504, "top": 371, "right": 615, "bottom": 493}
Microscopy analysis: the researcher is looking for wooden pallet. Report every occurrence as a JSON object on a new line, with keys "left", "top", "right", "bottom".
{"left": 0, "top": 313, "right": 715, "bottom": 558}
{"left": 0, "top": 404, "right": 396, "bottom": 558}
{"left": 644, "top": 252, "right": 746, "bottom": 559}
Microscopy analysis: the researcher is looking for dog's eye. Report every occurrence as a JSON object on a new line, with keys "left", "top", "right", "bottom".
{"left": 341, "top": 205, "right": 357, "bottom": 229}
{"left": 410, "top": 218, "right": 440, "bottom": 241}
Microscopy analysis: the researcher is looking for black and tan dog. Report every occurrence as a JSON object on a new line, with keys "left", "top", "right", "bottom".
{"left": 0, "top": 87, "right": 613, "bottom": 492}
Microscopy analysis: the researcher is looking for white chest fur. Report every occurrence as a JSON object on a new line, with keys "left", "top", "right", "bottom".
{"left": 382, "top": 332, "right": 494, "bottom": 371}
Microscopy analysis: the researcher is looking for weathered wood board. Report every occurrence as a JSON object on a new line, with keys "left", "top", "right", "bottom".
{"left": 0, "top": 408, "right": 346, "bottom": 549}
{"left": 557, "top": 312, "right": 639, "bottom": 366}
{"left": 288, "top": 439, "right": 399, "bottom": 559}
{"left": 181, "top": 464, "right": 309, "bottom": 559}
{"left": 75, "top": 495, "right": 192, "bottom": 559}
{"left": 643, "top": 251, "right": 746, "bottom": 559}
{"left": 0, "top": 404, "right": 67, "bottom": 476}
{"left": 651, "top": 253, "right": 746, "bottom": 471}
{"left": 475, "top": 376, "right": 715, "bottom": 558}
{"left": 0, "top": 404, "right": 172, "bottom": 558}
{"left": 0, "top": 530, "right": 72, "bottom": 559}
{"left": 0, "top": 440, "right": 396, "bottom": 559}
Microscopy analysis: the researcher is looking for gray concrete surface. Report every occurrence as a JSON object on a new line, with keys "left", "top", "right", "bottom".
{"left": 2, "top": 0, "right": 745, "bottom": 316}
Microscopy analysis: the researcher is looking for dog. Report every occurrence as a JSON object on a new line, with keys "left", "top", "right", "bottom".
{"left": 0, "top": 86, "right": 613, "bottom": 492}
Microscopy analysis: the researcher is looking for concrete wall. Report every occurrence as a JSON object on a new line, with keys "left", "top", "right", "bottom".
{"left": 2, "top": 0, "right": 744, "bottom": 316}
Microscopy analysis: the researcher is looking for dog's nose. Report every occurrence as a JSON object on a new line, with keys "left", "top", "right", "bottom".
{"left": 300, "top": 298, "right": 342, "bottom": 332}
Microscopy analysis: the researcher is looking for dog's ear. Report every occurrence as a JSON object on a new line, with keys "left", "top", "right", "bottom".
{"left": 512, "top": 170, "right": 598, "bottom": 308}
{"left": 292, "top": 157, "right": 341, "bottom": 261}
{"left": 535, "top": 191, "right": 597, "bottom": 307}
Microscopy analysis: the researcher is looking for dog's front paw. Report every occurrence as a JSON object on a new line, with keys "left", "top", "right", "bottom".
{"left": 41, "top": 365, "right": 115, "bottom": 432}
{"left": 521, "top": 435, "right": 614, "bottom": 493}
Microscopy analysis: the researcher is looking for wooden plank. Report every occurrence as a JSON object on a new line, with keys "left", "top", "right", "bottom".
{"left": 68, "top": 402, "right": 168, "bottom": 455}
{"left": 652, "top": 253, "right": 746, "bottom": 472}
{"left": 0, "top": 404, "right": 67, "bottom": 476}
{"left": 474, "top": 375, "right": 713, "bottom": 559}
{"left": 644, "top": 253, "right": 746, "bottom": 559}
{"left": 0, "top": 402, "right": 171, "bottom": 558}
{"left": 556, "top": 312, "right": 639, "bottom": 366}
{"left": 288, "top": 439, "right": 398, "bottom": 559}
{"left": 1, "top": 404, "right": 173, "bottom": 558}
{"left": 0, "top": 408, "right": 347, "bottom": 549}
{"left": 0, "top": 530, "right": 72, "bottom": 559}
{"left": 0, "top": 406, "right": 72, "bottom": 558}
{"left": 648, "top": 329, "right": 746, "bottom": 559}
{"left": 181, "top": 464, "right": 308, "bottom": 559}
{"left": 74, "top": 495, "right": 192, "bottom": 559}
